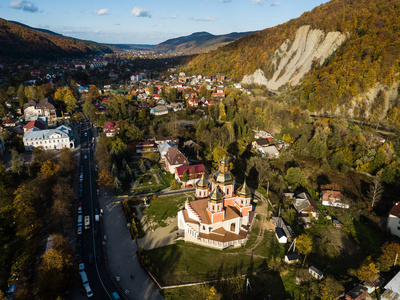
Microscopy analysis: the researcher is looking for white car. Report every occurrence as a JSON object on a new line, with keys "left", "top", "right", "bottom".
{"left": 84, "top": 155, "right": 88, "bottom": 160}
{"left": 85, "top": 285, "right": 93, "bottom": 298}
{"left": 84, "top": 132, "right": 88, "bottom": 137}
{"left": 79, "top": 263, "right": 84, "bottom": 272}
{"left": 78, "top": 207, "right": 82, "bottom": 214}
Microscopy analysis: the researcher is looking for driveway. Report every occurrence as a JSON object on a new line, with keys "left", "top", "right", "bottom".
{"left": 100, "top": 191, "right": 163, "bottom": 300}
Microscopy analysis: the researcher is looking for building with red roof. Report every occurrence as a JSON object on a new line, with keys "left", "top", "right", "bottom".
{"left": 103, "top": 121, "right": 118, "bottom": 137}
{"left": 175, "top": 164, "right": 205, "bottom": 187}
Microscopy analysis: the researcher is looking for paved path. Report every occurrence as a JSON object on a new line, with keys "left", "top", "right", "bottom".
{"left": 100, "top": 191, "right": 163, "bottom": 300}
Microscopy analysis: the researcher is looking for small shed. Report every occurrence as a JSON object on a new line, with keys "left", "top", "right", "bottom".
{"left": 309, "top": 266, "right": 323, "bottom": 280}
{"left": 275, "top": 227, "right": 287, "bottom": 244}
{"left": 284, "top": 252, "right": 300, "bottom": 264}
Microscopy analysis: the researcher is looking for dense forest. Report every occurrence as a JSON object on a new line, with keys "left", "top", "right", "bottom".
{"left": 0, "top": 18, "right": 117, "bottom": 59}
{"left": 182, "top": 0, "right": 400, "bottom": 115}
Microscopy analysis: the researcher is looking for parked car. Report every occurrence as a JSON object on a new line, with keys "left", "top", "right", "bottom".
{"left": 111, "top": 292, "right": 121, "bottom": 300}
{"left": 85, "top": 285, "right": 93, "bottom": 298}
{"left": 88, "top": 253, "right": 94, "bottom": 264}
{"left": 79, "top": 263, "right": 85, "bottom": 272}
{"left": 77, "top": 226, "right": 82, "bottom": 235}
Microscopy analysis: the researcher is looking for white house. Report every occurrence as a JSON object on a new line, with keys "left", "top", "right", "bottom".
{"left": 387, "top": 202, "right": 400, "bottom": 238}
{"left": 150, "top": 106, "right": 169, "bottom": 116}
{"left": 381, "top": 271, "right": 400, "bottom": 300}
{"left": 23, "top": 125, "right": 74, "bottom": 151}
{"left": 321, "top": 190, "right": 349, "bottom": 209}
{"left": 158, "top": 141, "right": 174, "bottom": 161}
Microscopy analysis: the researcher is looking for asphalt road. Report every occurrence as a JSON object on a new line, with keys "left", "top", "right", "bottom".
{"left": 79, "top": 122, "right": 119, "bottom": 299}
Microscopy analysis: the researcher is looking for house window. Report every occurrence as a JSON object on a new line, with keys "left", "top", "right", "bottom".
{"left": 230, "top": 223, "right": 236, "bottom": 232}
{"left": 227, "top": 188, "right": 229, "bottom": 195}
{"left": 241, "top": 199, "right": 243, "bottom": 205}
{"left": 213, "top": 205, "right": 215, "bottom": 211}
{"left": 203, "top": 226, "right": 205, "bottom": 231}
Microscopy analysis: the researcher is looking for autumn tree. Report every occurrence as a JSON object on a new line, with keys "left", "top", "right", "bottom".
{"left": 212, "top": 146, "right": 228, "bottom": 169}
{"left": 58, "top": 148, "right": 75, "bottom": 177}
{"left": 320, "top": 276, "right": 344, "bottom": 300}
{"left": 37, "top": 234, "right": 76, "bottom": 299}
{"left": 142, "top": 152, "right": 160, "bottom": 163}
{"left": 353, "top": 259, "right": 379, "bottom": 282}
{"left": 170, "top": 179, "right": 181, "bottom": 190}
{"left": 296, "top": 234, "right": 313, "bottom": 266}
{"left": 40, "top": 160, "right": 59, "bottom": 177}
{"left": 377, "top": 242, "right": 400, "bottom": 272}
{"left": 98, "top": 170, "right": 113, "bottom": 189}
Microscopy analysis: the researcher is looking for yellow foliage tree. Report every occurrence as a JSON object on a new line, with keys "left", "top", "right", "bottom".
{"left": 98, "top": 170, "right": 113, "bottom": 189}
{"left": 40, "top": 160, "right": 59, "bottom": 177}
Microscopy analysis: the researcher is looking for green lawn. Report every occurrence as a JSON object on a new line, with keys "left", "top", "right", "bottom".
{"left": 142, "top": 193, "right": 190, "bottom": 227}
{"left": 146, "top": 241, "right": 268, "bottom": 285}
{"left": 160, "top": 171, "right": 175, "bottom": 186}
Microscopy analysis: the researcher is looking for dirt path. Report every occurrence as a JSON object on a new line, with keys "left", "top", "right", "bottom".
{"left": 246, "top": 196, "right": 270, "bottom": 254}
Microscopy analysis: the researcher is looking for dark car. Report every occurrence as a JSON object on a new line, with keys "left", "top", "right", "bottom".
{"left": 96, "top": 254, "right": 101, "bottom": 264}
{"left": 88, "top": 253, "right": 94, "bottom": 264}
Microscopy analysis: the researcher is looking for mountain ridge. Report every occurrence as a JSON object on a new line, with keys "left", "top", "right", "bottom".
{"left": 183, "top": 0, "right": 400, "bottom": 119}
{"left": 0, "top": 18, "right": 118, "bottom": 59}
{"left": 151, "top": 31, "right": 254, "bottom": 54}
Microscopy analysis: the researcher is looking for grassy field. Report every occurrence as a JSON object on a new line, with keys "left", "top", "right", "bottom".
{"left": 145, "top": 215, "right": 286, "bottom": 286}
{"left": 142, "top": 193, "right": 191, "bottom": 227}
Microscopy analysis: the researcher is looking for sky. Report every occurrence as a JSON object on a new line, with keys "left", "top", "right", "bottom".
{"left": 0, "top": 0, "right": 329, "bottom": 45}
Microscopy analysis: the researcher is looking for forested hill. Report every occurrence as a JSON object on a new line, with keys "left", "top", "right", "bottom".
{"left": 151, "top": 31, "right": 254, "bottom": 54}
{"left": 183, "top": 0, "right": 400, "bottom": 115}
{"left": 0, "top": 18, "right": 118, "bottom": 59}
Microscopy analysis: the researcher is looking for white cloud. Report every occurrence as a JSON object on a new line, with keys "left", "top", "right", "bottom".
{"left": 195, "top": 16, "right": 218, "bottom": 22}
{"left": 93, "top": 8, "right": 109, "bottom": 15}
{"left": 219, "top": 0, "right": 232, "bottom": 3}
{"left": 170, "top": 14, "right": 179, "bottom": 19}
{"left": 252, "top": 0, "right": 266, "bottom": 4}
{"left": 271, "top": 1, "right": 281, "bottom": 6}
{"left": 131, "top": 7, "right": 151, "bottom": 18}
{"left": 8, "top": 0, "right": 38, "bottom": 12}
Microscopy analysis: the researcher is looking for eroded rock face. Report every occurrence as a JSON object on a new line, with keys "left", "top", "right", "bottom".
{"left": 242, "top": 25, "right": 347, "bottom": 90}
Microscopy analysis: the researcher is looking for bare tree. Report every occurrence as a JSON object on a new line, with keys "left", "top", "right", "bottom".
{"left": 368, "top": 178, "right": 383, "bottom": 208}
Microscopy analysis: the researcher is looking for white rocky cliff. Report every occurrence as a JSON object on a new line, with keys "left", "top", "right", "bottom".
{"left": 242, "top": 25, "right": 347, "bottom": 90}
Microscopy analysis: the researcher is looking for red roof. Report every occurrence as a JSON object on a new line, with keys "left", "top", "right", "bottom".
{"left": 24, "top": 120, "right": 45, "bottom": 131}
{"left": 175, "top": 164, "right": 205, "bottom": 179}
{"left": 389, "top": 202, "right": 400, "bottom": 218}
{"left": 103, "top": 121, "right": 118, "bottom": 133}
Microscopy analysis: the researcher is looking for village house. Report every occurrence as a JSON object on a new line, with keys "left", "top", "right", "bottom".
{"left": 381, "top": 270, "right": 400, "bottom": 300}
{"left": 23, "top": 125, "right": 74, "bottom": 151}
{"left": 175, "top": 164, "right": 206, "bottom": 187}
{"left": 135, "top": 141, "right": 158, "bottom": 154}
{"left": 150, "top": 106, "right": 169, "bottom": 116}
{"left": 387, "top": 202, "right": 400, "bottom": 238}
{"left": 23, "top": 120, "right": 46, "bottom": 133}
{"left": 293, "top": 192, "right": 319, "bottom": 228}
{"left": 252, "top": 139, "right": 280, "bottom": 158}
{"left": 103, "top": 121, "right": 119, "bottom": 137}
{"left": 158, "top": 141, "right": 174, "bottom": 162}
{"left": 177, "top": 159, "right": 254, "bottom": 250}
{"left": 23, "top": 97, "right": 57, "bottom": 123}
{"left": 155, "top": 136, "right": 179, "bottom": 145}
{"left": 309, "top": 266, "right": 324, "bottom": 280}
{"left": 164, "top": 146, "right": 189, "bottom": 174}
{"left": 321, "top": 189, "right": 349, "bottom": 208}
{"left": 345, "top": 285, "right": 368, "bottom": 300}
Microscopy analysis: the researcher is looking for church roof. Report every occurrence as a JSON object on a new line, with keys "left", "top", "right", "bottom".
{"left": 209, "top": 188, "right": 223, "bottom": 203}
{"left": 198, "top": 227, "right": 248, "bottom": 243}
{"left": 196, "top": 173, "right": 209, "bottom": 189}
{"left": 212, "top": 171, "right": 233, "bottom": 185}
{"left": 237, "top": 179, "right": 251, "bottom": 198}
